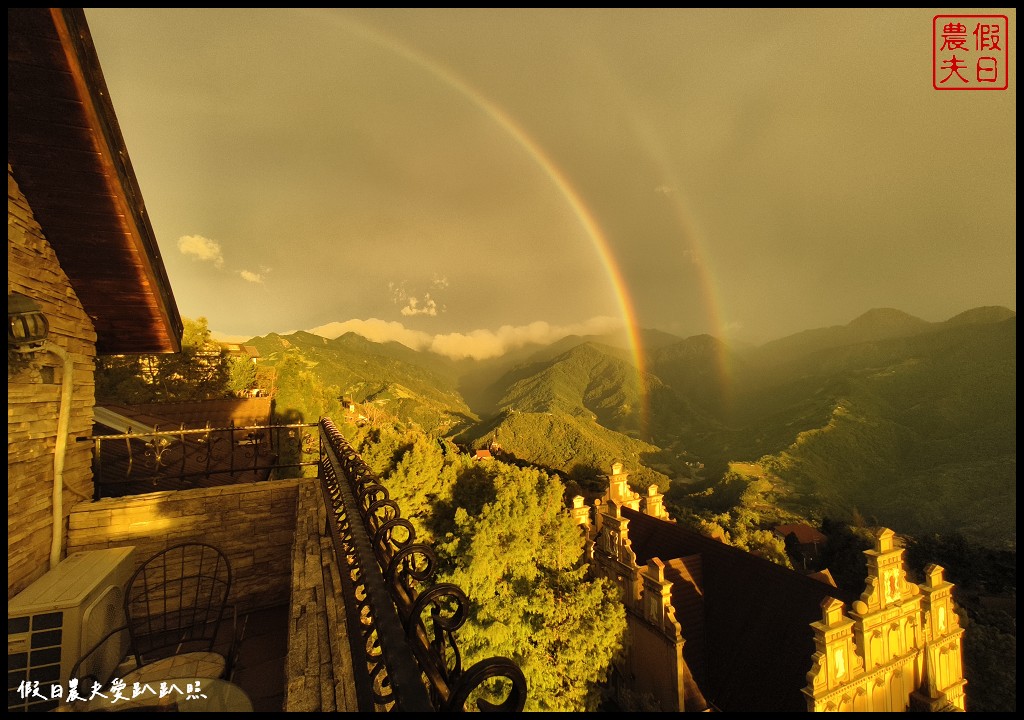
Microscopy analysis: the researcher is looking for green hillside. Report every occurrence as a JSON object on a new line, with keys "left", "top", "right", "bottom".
{"left": 455, "top": 328, "right": 683, "bottom": 414}
{"left": 942, "top": 305, "right": 1017, "bottom": 326}
{"left": 750, "top": 308, "right": 935, "bottom": 369}
{"left": 496, "top": 343, "right": 647, "bottom": 430}
{"left": 247, "top": 330, "right": 475, "bottom": 434}
{"left": 243, "top": 308, "right": 1013, "bottom": 712}
{"left": 475, "top": 342, "right": 712, "bottom": 482}
{"left": 457, "top": 342, "right": 681, "bottom": 489}
{"left": 750, "top": 318, "right": 1016, "bottom": 548}
{"left": 458, "top": 408, "right": 671, "bottom": 494}
{"left": 245, "top": 306, "right": 1014, "bottom": 550}
{"left": 650, "top": 333, "right": 745, "bottom": 419}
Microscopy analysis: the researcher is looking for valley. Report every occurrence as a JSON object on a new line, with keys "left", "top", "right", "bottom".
{"left": 249, "top": 306, "right": 1016, "bottom": 552}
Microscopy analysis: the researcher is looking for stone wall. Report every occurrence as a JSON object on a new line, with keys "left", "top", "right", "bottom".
{"left": 65, "top": 479, "right": 300, "bottom": 613}
{"left": 7, "top": 166, "right": 97, "bottom": 599}
{"left": 285, "top": 479, "right": 358, "bottom": 711}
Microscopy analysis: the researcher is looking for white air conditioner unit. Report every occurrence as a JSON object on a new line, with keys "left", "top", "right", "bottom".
{"left": 7, "top": 546, "right": 136, "bottom": 712}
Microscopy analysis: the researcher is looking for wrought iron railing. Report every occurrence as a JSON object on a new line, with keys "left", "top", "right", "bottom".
{"left": 87, "top": 422, "right": 319, "bottom": 498}
{"left": 318, "top": 417, "right": 527, "bottom": 712}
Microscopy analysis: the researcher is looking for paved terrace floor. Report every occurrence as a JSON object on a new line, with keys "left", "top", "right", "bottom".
{"left": 222, "top": 604, "right": 289, "bottom": 711}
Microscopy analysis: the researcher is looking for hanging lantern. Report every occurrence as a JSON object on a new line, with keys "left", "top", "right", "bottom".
{"left": 8, "top": 292, "right": 49, "bottom": 353}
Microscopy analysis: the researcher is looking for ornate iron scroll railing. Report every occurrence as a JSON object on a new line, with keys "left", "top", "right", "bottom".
{"left": 318, "top": 417, "right": 527, "bottom": 712}
{"left": 87, "top": 422, "right": 318, "bottom": 498}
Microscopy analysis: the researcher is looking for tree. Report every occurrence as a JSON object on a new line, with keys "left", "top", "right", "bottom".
{"left": 270, "top": 352, "right": 342, "bottom": 424}
{"left": 94, "top": 354, "right": 156, "bottom": 404}
{"left": 228, "top": 357, "right": 257, "bottom": 396}
{"left": 818, "top": 518, "right": 874, "bottom": 595}
{"left": 667, "top": 470, "right": 794, "bottom": 568}
{"left": 152, "top": 317, "right": 230, "bottom": 400}
{"left": 903, "top": 532, "right": 1017, "bottom": 712}
{"left": 379, "top": 434, "right": 456, "bottom": 540}
{"left": 95, "top": 316, "right": 231, "bottom": 403}
{"left": 181, "top": 315, "right": 213, "bottom": 348}
{"left": 352, "top": 421, "right": 415, "bottom": 477}
{"left": 354, "top": 421, "right": 627, "bottom": 711}
{"left": 433, "top": 462, "right": 626, "bottom": 712}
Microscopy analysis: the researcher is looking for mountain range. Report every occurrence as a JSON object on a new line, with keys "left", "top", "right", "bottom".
{"left": 246, "top": 306, "right": 1015, "bottom": 550}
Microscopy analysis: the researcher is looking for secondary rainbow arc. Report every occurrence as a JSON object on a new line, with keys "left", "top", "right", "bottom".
{"left": 326, "top": 12, "right": 656, "bottom": 434}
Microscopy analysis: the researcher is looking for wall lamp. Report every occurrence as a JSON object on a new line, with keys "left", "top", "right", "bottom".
{"left": 8, "top": 292, "right": 49, "bottom": 354}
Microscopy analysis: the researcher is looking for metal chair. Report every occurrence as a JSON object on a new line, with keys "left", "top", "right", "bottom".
{"left": 70, "top": 543, "right": 238, "bottom": 700}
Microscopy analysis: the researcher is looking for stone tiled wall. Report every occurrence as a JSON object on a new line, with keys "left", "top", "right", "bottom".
{"left": 285, "top": 479, "right": 358, "bottom": 711}
{"left": 8, "top": 166, "right": 98, "bottom": 599}
{"left": 65, "top": 480, "right": 300, "bottom": 613}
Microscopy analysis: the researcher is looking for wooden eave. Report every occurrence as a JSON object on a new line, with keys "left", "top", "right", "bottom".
{"left": 8, "top": 8, "right": 182, "bottom": 354}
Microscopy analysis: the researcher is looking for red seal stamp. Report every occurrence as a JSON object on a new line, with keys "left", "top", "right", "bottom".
{"left": 934, "top": 15, "right": 1009, "bottom": 90}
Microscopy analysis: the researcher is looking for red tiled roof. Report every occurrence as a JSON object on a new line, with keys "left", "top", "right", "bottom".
{"left": 808, "top": 568, "right": 837, "bottom": 587}
{"left": 220, "top": 343, "right": 261, "bottom": 359}
{"left": 775, "top": 523, "right": 828, "bottom": 545}
{"left": 99, "top": 398, "right": 272, "bottom": 430}
{"left": 621, "top": 507, "right": 858, "bottom": 713}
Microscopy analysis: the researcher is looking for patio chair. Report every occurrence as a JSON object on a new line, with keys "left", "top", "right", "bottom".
{"left": 69, "top": 543, "right": 238, "bottom": 694}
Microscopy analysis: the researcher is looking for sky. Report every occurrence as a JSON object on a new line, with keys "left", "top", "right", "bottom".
{"left": 83, "top": 8, "right": 1016, "bottom": 359}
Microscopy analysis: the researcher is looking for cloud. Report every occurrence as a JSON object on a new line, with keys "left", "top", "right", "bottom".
{"left": 429, "top": 316, "right": 622, "bottom": 359}
{"left": 308, "top": 315, "right": 624, "bottom": 360}
{"left": 308, "top": 318, "right": 433, "bottom": 350}
{"left": 722, "top": 320, "right": 744, "bottom": 338}
{"left": 431, "top": 274, "right": 449, "bottom": 289}
{"left": 177, "top": 235, "right": 224, "bottom": 267}
{"left": 239, "top": 269, "right": 264, "bottom": 283}
{"left": 209, "top": 330, "right": 254, "bottom": 344}
{"left": 388, "top": 281, "right": 407, "bottom": 305}
{"left": 400, "top": 294, "right": 439, "bottom": 317}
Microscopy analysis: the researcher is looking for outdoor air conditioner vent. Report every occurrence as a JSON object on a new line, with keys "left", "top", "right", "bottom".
{"left": 7, "top": 547, "right": 135, "bottom": 712}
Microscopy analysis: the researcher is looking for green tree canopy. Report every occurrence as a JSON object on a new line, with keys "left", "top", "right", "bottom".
{"left": 269, "top": 352, "right": 342, "bottom": 424}
{"left": 433, "top": 461, "right": 626, "bottom": 711}
{"left": 355, "top": 419, "right": 628, "bottom": 712}
{"left": 95, "top": 316, "right": 231, "bottom": 403}
{"left": 228, "top": 356, "right": 258, "bottom": 395}
{"left": 378, "top": 434, "right": 457, "bottom": 540}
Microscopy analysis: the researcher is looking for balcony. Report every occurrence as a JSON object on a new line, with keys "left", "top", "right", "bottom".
{"left": 87, "top": 416, "right": 319, "bottom": 499}
{"left": 57, "top": 417, "right": 526, "bottom": 712}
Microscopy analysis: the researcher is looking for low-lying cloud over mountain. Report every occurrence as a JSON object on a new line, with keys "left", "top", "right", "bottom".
{"left": 305, "top": 315, "right": 625, "bottom": 360}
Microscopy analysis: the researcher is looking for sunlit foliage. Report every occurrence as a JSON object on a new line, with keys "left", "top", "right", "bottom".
{"left": 355, "top": 421, "right": 627, "bottom": 712}
{"left": 95, "top": 316, "right": 231, "bottom": 403}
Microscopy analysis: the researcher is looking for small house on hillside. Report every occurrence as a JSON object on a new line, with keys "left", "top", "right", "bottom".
{"left": 220, "top": 343, "right": 261, "bottom": 362}
{"left": 775, "top": 522, "right": 829, "bottom": 570}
